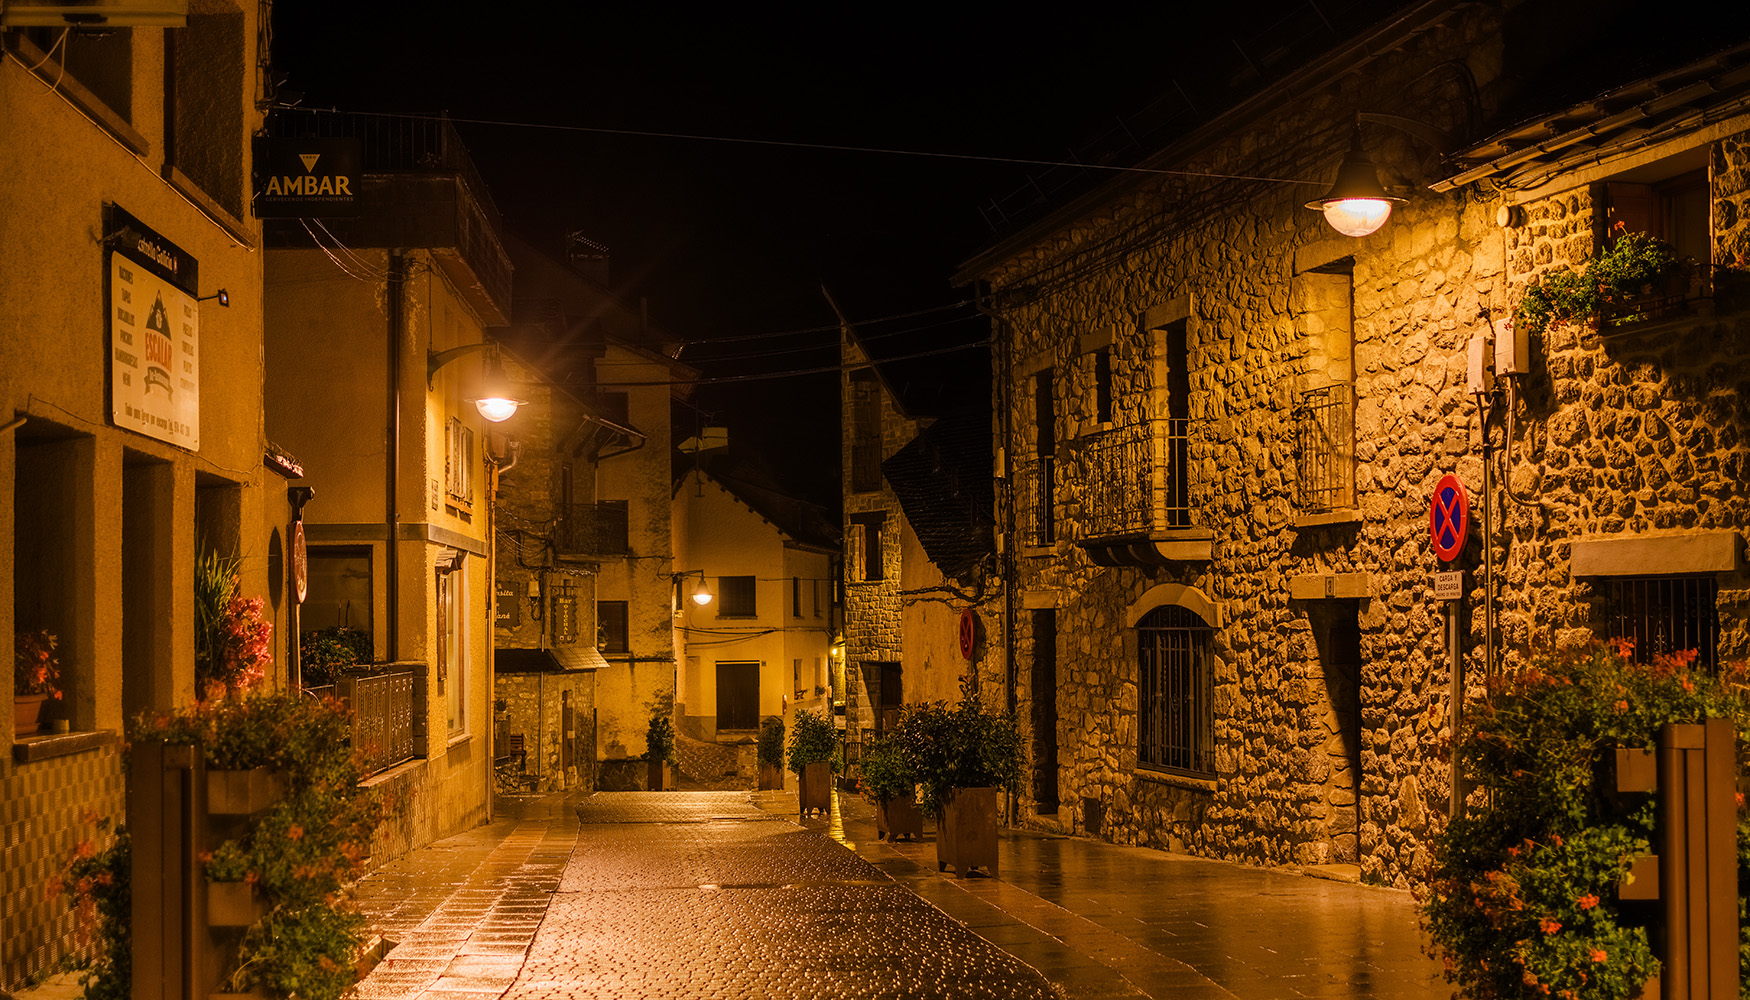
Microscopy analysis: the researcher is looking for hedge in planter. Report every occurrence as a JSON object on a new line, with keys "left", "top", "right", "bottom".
{"left": 788, "top": 709, "right": 838, "bottom": 817}
{"left": 1421, "top": 640, "right": 1750, "bottom": 1000}
{"left": 894, "top": 689, "right": 1023, "bottom": 819}
{"left": 757, "top": 716, "right": 785, "bottom": 790}
{"left": 860, "top": 734, "right": 922, "bottom": 841}
{"left": 645, "top": 714, "right": 678, "bottom": 790}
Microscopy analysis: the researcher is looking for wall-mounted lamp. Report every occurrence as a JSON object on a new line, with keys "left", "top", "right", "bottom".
{"left": 1308, "top": 115, "right": 1455, "bottom": 238}
{"left": 673, "top": 570, "right": 713, "bottom": 607}
{"left": 198, "top": 289, "right": 230, "bottom": 307}
{"left": 427, "top": 343, "right": 527, "bottom": 423}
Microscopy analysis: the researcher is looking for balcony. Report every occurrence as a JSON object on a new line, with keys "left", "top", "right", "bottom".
{"left": 1075, "top": 420, "right": 1212, "bottom": 567}
{"left": 556, "top": 501, "right": 630, "bottom": 559}
{"left": 1294, "top": 383, "right": 1354, "bottom": 516}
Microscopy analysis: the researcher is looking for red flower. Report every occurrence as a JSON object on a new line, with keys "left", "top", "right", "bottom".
{"left": 1540, "top": 918, "right": 1562, "bottom": 934}
{"left": 1591, "top": 949, "right": 1608, "bottom": 963}
{"left": 1577, "top": 894, "right": 1598, "bottom": 910}
{"left": 1615, "top": 700, "right": 1629, "bottom": 713}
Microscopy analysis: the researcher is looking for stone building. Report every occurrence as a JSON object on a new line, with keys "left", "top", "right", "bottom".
{"left": 264, "top": 109, "right": 506, "bottom": 856}
{"left": 0, "top": 6, "right": 291, "bottom": 986}
{"left": 956, "top": 2, "right": 1750, "bottom": 885}
{"left": 491, "top": 233, "right": 698, "bottom": 790}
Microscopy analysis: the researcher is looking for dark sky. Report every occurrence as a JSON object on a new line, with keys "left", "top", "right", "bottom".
{"left": 268, "top": 5, "right": 1274, "bottom": 504}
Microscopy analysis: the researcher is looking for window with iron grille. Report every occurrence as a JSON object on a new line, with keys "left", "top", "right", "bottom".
{"left": 1137, "top": 604, "right": 1215, "bottom": 776}
{"left": 1294, "top": 382, "right": 1354, "bottom": 513}
{"left": 596, "top": 600, "right": 628, "bottom": 654}
{"left": 717, "top": 575, "right": 756, "bottom": 618}
{"left": 1597, "top": 576, "right": 1718, "bottom": 672}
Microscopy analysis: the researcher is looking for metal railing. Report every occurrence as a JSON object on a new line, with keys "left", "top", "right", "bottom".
{"left": 556, "top": 502, "right": 630, "bottom": 557}
{"left": 1294, "top": 382, "right": 1354, "bottom": 513}
{"left": 1015, "top": 456, "right": 1056, "bottom": 546}
{"left": 336, "top": 669, "right": 416, "bottom": 776}
{"left": 1079, "top": 419, "right": 1195, "bottom": 537}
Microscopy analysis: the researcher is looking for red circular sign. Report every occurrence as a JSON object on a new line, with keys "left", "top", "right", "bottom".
{"left": 1430, "top": 474, "right": 1470, "bottom": 563}
{"left": 958, "top": 608, "right": 976, "bottom": 660}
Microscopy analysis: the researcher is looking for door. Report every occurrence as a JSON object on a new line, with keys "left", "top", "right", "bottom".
{"left": 716, "top": 661, "right": 759, "bottom": 733}
{"left": 1031, "top": 610, "right": 1059, "bottom": 813}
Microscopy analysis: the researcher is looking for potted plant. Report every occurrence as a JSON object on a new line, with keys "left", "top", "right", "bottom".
{"left": 787, "top": 709, "right": 838, "bottom": 818}
{"left": 896, "top": 687, "right": 1023, "bottom": 878}
{"left": 756, "top": 716, "right": 785, "bottom": 790}
{"left": 203, "top": 839, "right": 268, "bottom": 928}
{"left": 645, "top": 713, "right": 677, "bottom": 791}
{"left": 299, "top": 625, "right": 372, "bottom": 689}
{"left": 1514, "top": 226, "right": 1684, "bottom": 337}
{"left": 859, "top": 734, "right": 922, "bottom": 841}
{"left": 14, "top": 629, "right": 62, "bottom": 736}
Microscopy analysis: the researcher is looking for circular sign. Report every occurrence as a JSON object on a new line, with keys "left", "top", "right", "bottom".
{"left": 291, "top": 520, "right": 308, "bottom": 604}
{"left": 1429, "top": 474, "right": 1470, "bottom": 563}
{"left": 958, "top": 608, "right": 977, "bottom": 660}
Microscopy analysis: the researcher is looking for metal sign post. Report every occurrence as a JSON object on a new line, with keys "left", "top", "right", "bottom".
{"left": 1431, "top": 475, "right": 1471, "bottom": 817}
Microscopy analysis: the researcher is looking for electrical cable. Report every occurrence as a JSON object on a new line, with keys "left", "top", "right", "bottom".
{"left": 590, "top": 339, "right": 990, "bottom": 388}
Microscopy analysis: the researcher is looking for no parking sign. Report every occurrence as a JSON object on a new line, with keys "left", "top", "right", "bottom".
{"left": 1430, "top": 474, "right": 1469, "bottom": 563}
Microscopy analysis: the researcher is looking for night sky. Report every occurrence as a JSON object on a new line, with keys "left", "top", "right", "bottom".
{"left": 268, "top": 4, "right": 1285, "bottom": 505}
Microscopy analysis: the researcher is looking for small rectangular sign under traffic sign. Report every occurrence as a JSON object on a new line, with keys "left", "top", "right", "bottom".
{"left": 1433, "top": 571, "right": 1464, "bottom": 601}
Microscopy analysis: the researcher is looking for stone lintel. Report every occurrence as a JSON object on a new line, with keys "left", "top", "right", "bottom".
{"left": 1570, "top": 532, "right": 1740, "bottom": 577}
{"left": 1022, "top": 591, "right": 1059, "bottom": 610}
{"left": 1289, "top": 573, "right": 1373, "bottom": 601}
{"left": 1134, "top": 767, "right": 1217, "bottom": 793}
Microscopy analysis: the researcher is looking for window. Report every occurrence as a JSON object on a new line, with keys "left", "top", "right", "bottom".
{"left": 1091, "top": 347, "right": 1113, "bottom": 425}
{"left": 1598, "top": 576, "right": 1718, "bottom": 673}
{"left": 813, "top": 578, "right": 822, "bottom": 617}
{"left": 1159, "top": 321, "right": 1191, "bottom": 528}
{"left": 849, "top": 370, "right": 882, "bottom": 492}
{"left": 445, "top": 417, "right": 474, "bottom": 505}
{"left": 716, "top": 662, "right": 759, "bottom": 731}
{"left": 792, "top": 577, "right": 802, "bottom": 618}
{"left": 437, "top": 557, "right": 468, "bottom": 734}
{"left": 850, "top": 514, "right": 885, "bottom": 581}
{"left": 597, "top": 601, "right": 629, "bottom": 654}
{"left": 1137, "top": 604, "right": 1214, "bottom": 776}
{"left": 597, "top": 500, "right": 629, "bottom": 555}
{"left": 793, "top": 658, "right": 804, "bottom": 697}
{"left": 1025, "top": 369, "right": 1057, "bottom": 545}
{"left": 169, "top": 11, "right": 246, "bottom": 216}
{"left": 1293, "top": 261, "right": 1355, "bottom": 513}
{"left": 1607, "top": 170, "right": 1709, "bottom": 266}
{"left": 717, "top": 576, "right": 756, "bottom": 617}
{"left": 22, "top": 27, "right": 133, "bottom": 124}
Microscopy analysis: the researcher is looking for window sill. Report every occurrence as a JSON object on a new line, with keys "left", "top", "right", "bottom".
{"left": 6, "top": 34, "right": 147, "bottom": 155}
{"left": 1293, "top": 508, "right": 1362, "bottom": 530}
{"left": 161, "top": 165, "right": 255, "bottom": 249}
{"left": 715, "top": 614, "right": 760, "bottom": 620}
{"left": 1134, "top": 767, "right": 1217, "bottom": 793}
{"left": 445, "top": 732, "right": 472, "bottom": 751}
{"left": 13, "top": 729, "right": 119, "bottom": 763}
{"left": 1023, "top": 544, "right": 1056, "bottom": 558}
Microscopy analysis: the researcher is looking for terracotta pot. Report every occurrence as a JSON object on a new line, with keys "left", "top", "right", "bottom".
{"left": 13, "top": 693, "right": 49, "bottom": 736}
{"left": 207, "top": 768, "right": 287, "bottom": 817}
{"left": 936, "top": 786, "right": 998, "bottom": 879}
{"left": 876, "top": 794, "right": 923, "bottom": 841}
{"left": 207, "top": 880, "right": 268, "bottom": 928}
{"left": 758, "top": 762, "right": 784, "bottom": 790}
{"left": 798, "top": 761, "right": 831, "bottom": 817}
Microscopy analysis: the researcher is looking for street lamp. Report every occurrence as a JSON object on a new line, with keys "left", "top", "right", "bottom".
{"left": 1305, "top": 125, "right": 1402, "bottom": 237}
{"left": 673, "top": 571, "right": 712, "bottom": 607}
{"left": 427, "top": 343, "right": 526, "bottom": 422}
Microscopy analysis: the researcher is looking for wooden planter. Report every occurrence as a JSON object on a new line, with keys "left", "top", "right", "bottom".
{"left": 798, "top": 761, "right": 831, "bottom": 817}
{"left": 647, "top": 759, "right": 674, "bottom": 791}
{"left": 936, "top": 786, "right": 998, "bottom": 879}
{"left": 758, "top": 762, "right": 784, "bottom": 790}
{"left": 876, "top": 795, "right": 923, "bottom": 841}
{"left": 207, "top": 768, "right": 287, "bottom": 817}
{"left": 207, "top": 881, "right": 268, "bottom": 928}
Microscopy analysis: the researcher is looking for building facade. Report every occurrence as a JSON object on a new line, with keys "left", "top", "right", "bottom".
{"left": 1, "top": 6, "right": 286, "bottom": 987}
{"left": 960, "top": 2, "right": 1750, "bottom": 885}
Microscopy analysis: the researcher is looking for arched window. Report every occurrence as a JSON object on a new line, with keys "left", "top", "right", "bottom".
{"left": 1137, "top": 604, "right": 1214, "bottom": 776}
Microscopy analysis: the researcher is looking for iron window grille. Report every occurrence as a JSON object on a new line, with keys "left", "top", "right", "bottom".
{"left": 1016, "top": 456, "right": 1056, "bottom": 546}
{"left": 1137, "top": 604, "right": 1215, "bottom": 777}
{"left": 1294, "top": 382, "right": 1354, "bottom": 513}
{"left": 1598, "top": 575, "right": 1718, "bottom": 672}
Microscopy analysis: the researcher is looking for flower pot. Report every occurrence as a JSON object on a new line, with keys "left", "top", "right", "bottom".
{"left": 798, "top": 761, "right": 831, "bottom": 818}
{"left": 207, "top": 880, "right": 269, "bottom": 928}
{"left": 647, "top": 759, "right": 674, "bottom": 791}
{"left": 13, "top": 693, "right": 49, "bottom": 736}
{"left": 876, "top": 795, "right": 923, "bottom": 841}
{"left": 208, "top": 768, "right": 287, "bottom": 817}
{"left": 936, "top": 786, "right": 998, "bottom": 879}
{"left": 758, "top": 762, "right": 784, "bottom": 790}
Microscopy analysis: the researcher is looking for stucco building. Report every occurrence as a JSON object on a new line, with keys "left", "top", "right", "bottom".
{"left": 1, "top": 6, "right": 290, "bottom": 987}
{"left": 958, "top": 2, "right": 1750, "bottom": 885}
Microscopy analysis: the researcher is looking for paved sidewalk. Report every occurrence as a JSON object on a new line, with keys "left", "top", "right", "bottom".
{"left": 346, "top": 788, "right": 1450, "bottom": 1000}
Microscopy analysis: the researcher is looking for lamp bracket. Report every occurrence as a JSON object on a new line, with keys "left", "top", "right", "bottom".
{"left": 1357, "top": 113, "right": 1455, "bottom": 157}
{"left": 427, "top": 342, "right": 490, "bottom": 390}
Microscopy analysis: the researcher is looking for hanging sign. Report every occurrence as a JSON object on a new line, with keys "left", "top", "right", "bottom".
{"left": 252, "top": 136, "right": 361, "bottom": 218}
{"left": 958, "top": 608, "right": 977, "bottom": 660}
{"left": 1429, "top": 473, "right": 1470, "bottom": 562}
{"left": 107, "top": 205, "right": 199, "bottom": 450}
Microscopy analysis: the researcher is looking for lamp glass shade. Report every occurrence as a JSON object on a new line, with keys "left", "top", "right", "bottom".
{"left": 475, "top": 396, "right": 520, "bottom": 422}
{"left": 691, "top": 578, "right": 713, "bottom": 606}
{"left": 1321, "top": 198, "right": 1394, "bottom": 238}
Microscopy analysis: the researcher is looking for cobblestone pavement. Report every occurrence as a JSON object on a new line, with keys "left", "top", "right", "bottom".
{"left": 347, "top": 790, "right": 1450, "bottom": 1000}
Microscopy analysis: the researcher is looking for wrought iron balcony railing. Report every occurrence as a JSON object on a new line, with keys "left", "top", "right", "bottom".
{"left": 1294, "top": 383, "right": 1354, "bottom": 514}
{"left": 556, "top": 501, "right": 630, "bottom": 558}
{"left": 1079, "top": 419, "right": 1195, "bottom": 539}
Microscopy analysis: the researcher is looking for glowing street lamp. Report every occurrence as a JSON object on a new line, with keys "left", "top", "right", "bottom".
{"left": 1306, "top": 125, "right": 1403, "bottom": 238}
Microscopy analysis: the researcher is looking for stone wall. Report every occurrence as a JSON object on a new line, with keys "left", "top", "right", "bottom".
{"left": 495, "top": 671, "right": 596, "bottom": 792}
{"left": 979, "top": 4, "right": 1750, "bottom": 886}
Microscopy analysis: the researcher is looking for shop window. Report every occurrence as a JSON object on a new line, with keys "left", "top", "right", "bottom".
{"left": 717, "top": 576, "right": 756, "bottom": 618}
{"left": 1137, "top": 604, "right": 1215, "bottom": 777}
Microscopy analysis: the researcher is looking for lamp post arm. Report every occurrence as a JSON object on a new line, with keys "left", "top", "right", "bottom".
{"left": 427, "top": 342, "right": 490, "bottom": 389}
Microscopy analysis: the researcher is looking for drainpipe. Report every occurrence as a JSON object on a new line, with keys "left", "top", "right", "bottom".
{"left": 975, "top": 282, "right": 1018, "bottom": 828}
{"left": 386, "top": 250, "right": 405, "bottom": 662}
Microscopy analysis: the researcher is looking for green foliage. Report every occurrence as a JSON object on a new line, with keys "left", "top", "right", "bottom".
{"left": 195, "top": 546, "right": 239, "bottom": 689}
{"left": 1422, "top": 640, "right": 1750, "bottom": 1000}
{"left": 644, "top": 713, "right": 677, "bottom": 765}
{"left": 857, "top": 734, "right": 915, "bottom": 802}
{"left": 757, "top": 716, "right": 786, "bottom": 769}
{"left": 14, "top": 629, "right": 61, "bottom": 697}
{"left": 299, "top": 626, "right": 373, "bottom": 688}
{"left": 129, "top": 693, "right": 383, "bottom": 1000}
{"left": 786, "top": 708, "right": 839, "bottom": 774}
{"left": 1514, "top": 229, "right": 1682, "bottom": 337}
{"left": 57, "top": 819, "right": 129, "bottom": 1000}
{"left": 893, "top": 687, "right": 1024, "bottom": 818}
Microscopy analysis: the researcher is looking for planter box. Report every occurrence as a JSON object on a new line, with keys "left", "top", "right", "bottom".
{"left": 936, "top": 786, "right": 998, "bottom": 879}
{"left": 876, "top": 795, "right": 923, "bottom": 841}
{"left": 207, "top": 881, "right": 268, "bottom": 928}
{"left": 208, "top": 768, "right": 286, "bottom": 817}
{"left": 798, "top": 761, "right": 831, "bottom": 818}
{"left": 758, "top": 762, "right": 784, "bottom": 790}
{"left": 647, "top": 759, "right": 674, "bottom": 791}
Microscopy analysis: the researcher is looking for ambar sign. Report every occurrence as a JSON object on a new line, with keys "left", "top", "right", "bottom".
{"left": 253, "top": 136, "right": 360, "bottom": 218}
